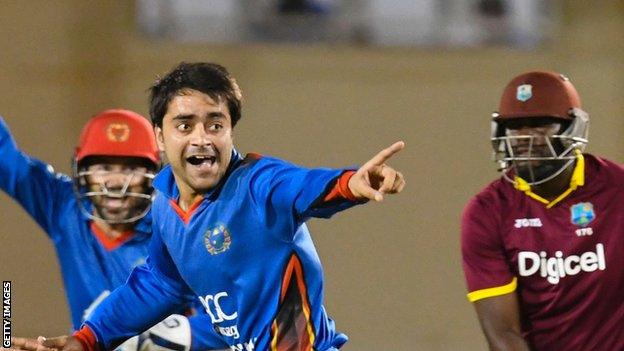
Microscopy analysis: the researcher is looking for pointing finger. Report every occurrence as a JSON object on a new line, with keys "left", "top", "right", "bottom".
{"left": 364, "top": 141, "right": 405, "bottom": 167}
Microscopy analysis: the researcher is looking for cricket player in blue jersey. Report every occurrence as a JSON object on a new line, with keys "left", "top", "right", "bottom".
{"left": 1, "top": 110, "right": 226, "bottom": 351}
{"left": 40, "top": 62, "right": 405, "bottom": 351}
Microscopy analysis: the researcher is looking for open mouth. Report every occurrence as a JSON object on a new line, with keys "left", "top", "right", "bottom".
{"left": 186, "top": 155, "right": 217, "bottom": 166}
{"left": 100, "top": 196, "right": 127, "bottom": 210}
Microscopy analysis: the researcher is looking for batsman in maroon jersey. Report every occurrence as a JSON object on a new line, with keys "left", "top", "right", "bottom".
{"left": 461, "top": 71, "right": 624, "bottom": 350}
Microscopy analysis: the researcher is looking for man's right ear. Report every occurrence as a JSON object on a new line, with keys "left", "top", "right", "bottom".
{"left": 154, "top": 126, "right": 165, "bottom": 152}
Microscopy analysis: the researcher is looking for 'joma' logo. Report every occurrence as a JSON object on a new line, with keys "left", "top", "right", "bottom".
{"left": 514, "top": 218, "right": 542, "bottom": 228}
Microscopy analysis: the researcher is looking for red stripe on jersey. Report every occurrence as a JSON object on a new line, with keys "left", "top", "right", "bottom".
{"left": 323, "top": 171, "right": 357, "bottom": 202}
{"left": 271, "top": 254, "right": 315, "bottom": 351}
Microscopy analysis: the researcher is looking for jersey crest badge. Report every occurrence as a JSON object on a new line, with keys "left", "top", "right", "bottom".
{"left": 516, "top": 84, "right": 532, "bottom": 102}
{"left": 204, "top": 224, "right": 232, "bottom": 255}
{"left": 570, "top": 202, "right": 595, "bottom": 227}
{"left": 106, "top": 123, "right": 130, "bottom": 142}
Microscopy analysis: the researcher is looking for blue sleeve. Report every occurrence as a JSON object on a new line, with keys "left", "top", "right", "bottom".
{"left": 84, "top": 231, "right": 195, "bottom": 349}
{"left": 0, "top": 116, "right": 70, "bottom": 235}
{"left": 188, "top": 314, "right": 229, "bottom": 351}
{"left": 248, "top": 157, "right": 361, "bottom": 222}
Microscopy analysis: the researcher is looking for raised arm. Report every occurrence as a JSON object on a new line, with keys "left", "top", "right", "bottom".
{"left": 0, "top": 116, "right": 69, "bottom": 234}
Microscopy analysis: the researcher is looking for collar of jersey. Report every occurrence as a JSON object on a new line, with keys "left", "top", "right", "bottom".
{"left": 153, "top": 149, "right": 243, "bottom": 201}
{"left": 514, "top": 151, "right": 585, "bottom": 209}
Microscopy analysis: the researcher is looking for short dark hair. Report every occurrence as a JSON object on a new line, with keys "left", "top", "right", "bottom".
{"left": 149, "top": 62, "right": 243, "bottom": 128}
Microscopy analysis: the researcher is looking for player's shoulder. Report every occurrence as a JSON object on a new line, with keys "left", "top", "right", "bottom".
{"left": 241, "top": 152, "right": 263, "bottom": 164}
{"left": 241, "top": 153, "right": 290, "bottom": 165}
{"left": 239, "top": 153, "right": 295, "bottom": 174}
{"left": 233, "top": 154, "right": 300, "bottom": 195}
{"left": 235, "top": 152, "right": 265, "bottom": 177}
{"left": 462, "top": 177, "right": 519, "bottom": 229}
{"left": 584, "top": 153, "right": 624, "bottom": 186}
{"left": 585, "top": 153, "right": 624, "bottom": 172}
{"left": 465, "top": 178, "right": 513, "bottom": 212}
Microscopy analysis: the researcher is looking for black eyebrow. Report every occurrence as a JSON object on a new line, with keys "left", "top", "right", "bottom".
{"left": 206, "top": 112, "right": 225, "bottom": 119}
{"left": 172, "top": 112, "right": 225, "bottom": 121}
{"left": 172, "top": 114, "right": 195, "bottom": 121}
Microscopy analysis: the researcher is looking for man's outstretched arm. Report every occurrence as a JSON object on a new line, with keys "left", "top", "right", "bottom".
{"left": 248, "top": 141, "right": 405, "bottom": 227}
{"left": 55, "top": 232, "right": 194, "bottom": 351}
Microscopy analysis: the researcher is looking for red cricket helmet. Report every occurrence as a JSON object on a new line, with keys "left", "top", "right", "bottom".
{"left": 75, "top": 109, "right": 159, "bottom": 165}
{"left": 494, "top": 70, "right": 582, "bottom": 121}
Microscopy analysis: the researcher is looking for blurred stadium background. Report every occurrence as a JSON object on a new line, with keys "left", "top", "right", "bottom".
{"left": 0, "top": 1, "right": 622, "bottom": 350}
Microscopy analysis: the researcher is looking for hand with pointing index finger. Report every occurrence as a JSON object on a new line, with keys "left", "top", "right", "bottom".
{"left": 348, "top": 141, "right": 406, "bottom": 202}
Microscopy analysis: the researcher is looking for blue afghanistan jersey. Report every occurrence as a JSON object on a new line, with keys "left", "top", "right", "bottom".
{"left": 85, "top": 151, "right": 360, "bottom": 351}
{"left": 0, "top": 117, "right": 153, "bottom": 330}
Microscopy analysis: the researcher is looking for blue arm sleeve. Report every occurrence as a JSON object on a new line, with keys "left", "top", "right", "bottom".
{"left": 84, "top": 231, "right": 195, "bottom": 350}
{"left": 0, "top": 116, "right": 70, "bottom": 235}
{"left": 249, "top": 157, "right": 361, "bottom": 222}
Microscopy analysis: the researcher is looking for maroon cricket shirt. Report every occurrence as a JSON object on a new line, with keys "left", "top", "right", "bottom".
{"left": 462, "top": 154, "right": 624, "bottom": 350}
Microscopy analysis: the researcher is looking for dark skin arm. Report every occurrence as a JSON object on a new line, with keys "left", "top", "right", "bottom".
{"left": 473, "top": 294, "right": 531, "bottom": 351}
